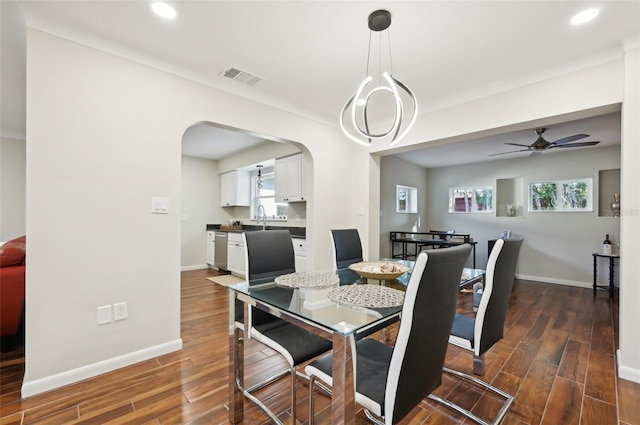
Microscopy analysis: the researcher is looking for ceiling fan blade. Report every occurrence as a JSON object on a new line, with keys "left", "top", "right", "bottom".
{"left": 488, "top": 149, "right": 531, "bottom": 157}
{"left": 555, "top": 141, "right": 600, "bottom": 148}
{"left": 552, "top": 134, "right": 589, "bottom": 145}
{"left": 504, "top": 143, "right": 532, "bottom": 148}
{"left": 530, "top": 151, "right": 542, "bottom": 157}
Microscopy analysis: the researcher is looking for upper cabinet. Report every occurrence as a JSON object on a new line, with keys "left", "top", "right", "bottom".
{"left": 275, "top": 154, "right": 306, "bottom": 203}
{"left": 221, "top": 170, "right": 250, "bottom": 207}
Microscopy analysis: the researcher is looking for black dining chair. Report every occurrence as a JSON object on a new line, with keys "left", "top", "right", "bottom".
{"left": 424, "top": 229, "right": 456, "bottom": 250}
{"left": 430, "top": 237, "right": 523, "bottom": 425}
{"left": 237, "top": 230, "right": 332, "bottom": 424}
{"left": 330, "top": 228, "right": 398, "bottom": 341}
{"left": 330, "top": 228, "right": 364, "bottom": 269}
{"left": 305, "top": 244, "right": 471, "bottom": 425}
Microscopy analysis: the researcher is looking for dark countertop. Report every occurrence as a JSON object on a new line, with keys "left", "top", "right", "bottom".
{"left": 206, "top": 224, "right": 306, "bottom": 238}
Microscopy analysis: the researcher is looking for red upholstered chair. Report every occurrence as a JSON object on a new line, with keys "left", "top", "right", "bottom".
{"left": 0, "top": 235, "right": 26, "bottom": 352}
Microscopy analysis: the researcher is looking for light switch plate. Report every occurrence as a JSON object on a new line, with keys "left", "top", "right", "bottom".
{"left": 151, "top": 197, "right": 169, "bottom": 214}
{"left": 97, "top": 305, "right": 112, "bottom": 325}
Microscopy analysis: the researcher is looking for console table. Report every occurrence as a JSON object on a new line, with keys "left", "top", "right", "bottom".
{"left": 592, "top": 252, "right": 620, "bottom": 297}
{"left": 390, "top": 231, "right": 477, "bottom": 268}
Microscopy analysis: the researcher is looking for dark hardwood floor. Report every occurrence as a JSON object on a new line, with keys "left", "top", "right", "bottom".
{"left": 1, "top": 268, "right": 639, "bottom": 424}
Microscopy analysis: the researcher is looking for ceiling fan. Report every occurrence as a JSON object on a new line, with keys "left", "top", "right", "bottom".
{"left": 489, "top": 128, "right": 600, "bottom": 157}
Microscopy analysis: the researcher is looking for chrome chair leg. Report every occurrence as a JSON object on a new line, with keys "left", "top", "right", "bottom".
{"left": 290, "top": 367, "right": 297, "bottom": 425}
{"left": 238, "top": 381, "right": 284, "bottom": 424}
{"left": 363, "top": 409, "right": 385, "bottom": 425}
{"left": 473, "top": 354, "right": 485, "bottom": 375}
{"left": 308, "top": 375, "right": 316, "bottom": 425}
{"left": 307, "top": 374, "right": 340, "bottom": 425}
{"left": 428, "top": 367, "right": 514, "bottom": 425}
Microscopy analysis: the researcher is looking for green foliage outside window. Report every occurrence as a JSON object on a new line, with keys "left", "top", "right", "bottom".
{"left": 530, "top": 183, "right": 557, "bottom": 211}
{"left": 529, "top": 179, "right": 592, "bottom": 212}
{"left": 474, "top": 188, "right": 493, "bottom": 211}
{"left": 562, "top": 182, "right": 588, "bottom": 209}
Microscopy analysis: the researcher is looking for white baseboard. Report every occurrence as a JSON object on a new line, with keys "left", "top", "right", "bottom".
{"left": 515, "top": 274, "right": 592, "bottom": 289}
{"left": 21, "top": 339, "right": 183, "bottom": 398}
{"left": 617, "top": 349, "right": 640, "bottom": 384}
{"left": 181, "top": 264, "right": 210, "bottom": 271}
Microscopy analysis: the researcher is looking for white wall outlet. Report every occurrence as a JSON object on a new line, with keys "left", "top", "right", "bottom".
{"left": 113, "top": 302, "right": 128, "bottom": 321}
{"left": 97, "top": 305, "right": 112, "bottom": 325}
{"left": 151, "top": 196, "right": 169, "bottom": 214}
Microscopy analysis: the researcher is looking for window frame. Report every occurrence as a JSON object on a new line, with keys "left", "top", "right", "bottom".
{"left": 250, "top": 167, "right": 288, "bottom": 221}
{"left": 448, "top": 186, "right": 493, "bottom": 214}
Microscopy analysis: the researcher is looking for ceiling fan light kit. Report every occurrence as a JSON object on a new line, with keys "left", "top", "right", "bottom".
{"left": 340, "top": 9, "right": 418, "bottom": 147}
{"left": 489, "top": 128, "right": 600, "bottom": 157}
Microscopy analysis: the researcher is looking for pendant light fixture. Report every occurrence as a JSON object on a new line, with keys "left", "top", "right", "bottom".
{"left": 256, "top": 165, "right": 264, "bottom": 189}
{"left": 340, "top": 9, "right": 418, "bottom": 147}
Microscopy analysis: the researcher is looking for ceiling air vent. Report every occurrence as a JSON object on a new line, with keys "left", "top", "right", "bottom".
{"left": 220, "top": 67, "right": 263, "bottom": 86}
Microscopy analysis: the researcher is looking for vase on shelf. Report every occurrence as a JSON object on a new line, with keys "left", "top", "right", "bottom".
{"left": 611, "top": 194, "right": 620, "bottom": 217}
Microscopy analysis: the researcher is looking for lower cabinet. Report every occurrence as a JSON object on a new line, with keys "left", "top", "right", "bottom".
{"left": 293, "top": 238, "right": 308, "bottom": 272}
{"left": 227, "top": 233, "right": 245, "bottom": 277}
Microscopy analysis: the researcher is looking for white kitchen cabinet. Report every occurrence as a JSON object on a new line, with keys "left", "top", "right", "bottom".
{"left": 292, "top": 238, "right": 308, "bottom": 272}
{"left": 227, "top": 232, "right": 246, "bottom": 277}
{"left": 221, "top": 170, "right": 251, "bottom": 207}
{"left": 275, "top": 154, "right": 305, "bottom": 203}
{"left": 206, "top": 231, "right": 215, "bottom": 267}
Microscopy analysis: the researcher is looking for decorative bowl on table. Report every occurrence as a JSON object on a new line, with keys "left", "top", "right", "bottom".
{"left": 348, "top": 261, "right": 411, "bottom": 281}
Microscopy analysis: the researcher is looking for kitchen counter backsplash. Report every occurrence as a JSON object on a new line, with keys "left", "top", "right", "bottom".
{"left": 207, "top": 224, "right": 306, "bottom": 238}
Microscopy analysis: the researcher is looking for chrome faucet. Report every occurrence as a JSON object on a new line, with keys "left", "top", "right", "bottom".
{"left": 257, "top": 204, "right": 267, "bottom": 230}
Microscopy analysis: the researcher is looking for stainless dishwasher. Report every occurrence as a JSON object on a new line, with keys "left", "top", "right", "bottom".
{"left": 214, "top": 231, "right": 228, "bottom": 271}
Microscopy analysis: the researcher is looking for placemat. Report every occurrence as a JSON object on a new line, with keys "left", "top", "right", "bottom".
{"left": 327, "top": 284, "right": 405, "bottom": 308}
{"left": 274, "top": 271, "right": 339, "bottom": 288}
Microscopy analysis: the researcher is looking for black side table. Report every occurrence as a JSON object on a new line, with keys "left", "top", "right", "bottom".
{"left": 592, "top": 253, "right": 620, "bottom": 297}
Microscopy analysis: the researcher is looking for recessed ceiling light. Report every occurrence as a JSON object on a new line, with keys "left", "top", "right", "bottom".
{"left": 571, "top": 8, "right": 600, "bottom": 25}
{"left": 151, "top": 2, "right": 176, "bottom": 20}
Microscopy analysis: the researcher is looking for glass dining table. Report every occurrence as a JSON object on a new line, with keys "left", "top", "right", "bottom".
{"left": 225, "top": 260, "right": 485, "bottom": 424}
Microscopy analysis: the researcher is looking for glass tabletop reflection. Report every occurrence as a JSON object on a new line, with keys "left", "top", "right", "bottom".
{"left": 226, "top": 260, "right": 485, "bottom": 336}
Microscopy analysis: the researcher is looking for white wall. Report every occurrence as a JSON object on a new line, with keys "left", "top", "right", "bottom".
{"left": 379, "top": 156, "right": 429, "bottom": 258}
{"left": 425, "top": 145, "right": 620, "bottom": 283}
{"left": 180, "top": 156, "right": 219, "bottom": 270}
{"left": 618, "top": 47, "right": 640, "bottom": 383}
{"left": 1, "top": 1, "right": 27, "bottom": 242}
{"left": 0, "top": 137, "right": 26, "bottom": 241}
{"left": 23, "top": 29, "right": 367, "bottom": 396}
{"left": 217, "top": 139, "right": 299, "bottom": 174}
{"left": 0, "top": 1, "right": 26, "bottom": 139}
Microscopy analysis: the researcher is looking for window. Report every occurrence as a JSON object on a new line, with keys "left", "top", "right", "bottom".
{"left": 528, "top": 178, "right": 592, "bottom": 212}
{"left": 449, "top": 187, "right": 493, "bottom": 213}
{"left": 396, "top": 185, "right": 418, "bottom": 213}
{"left": 251, "top": 168, "right": 288, "bottom": 220}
